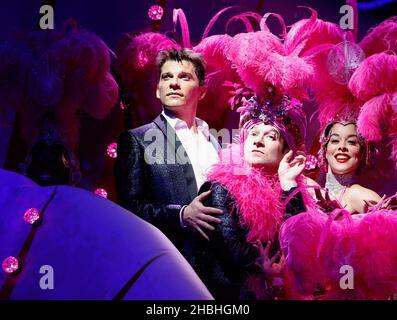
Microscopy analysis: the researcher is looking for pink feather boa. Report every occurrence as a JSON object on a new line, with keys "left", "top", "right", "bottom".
{"left": 206, "top": 144, "right": 315, "bottom": 244}
{"left": 207, "top": 155, "right": 283, "bottom": 244}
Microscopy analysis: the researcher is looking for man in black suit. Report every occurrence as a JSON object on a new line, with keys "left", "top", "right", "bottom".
{"left": 115, "top": 48, "right": 223, "bottom": 260}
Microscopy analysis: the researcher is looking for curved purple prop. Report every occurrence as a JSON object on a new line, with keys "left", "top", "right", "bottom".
{"left": 0, "top": 169, "right": 213, "bottom": 300}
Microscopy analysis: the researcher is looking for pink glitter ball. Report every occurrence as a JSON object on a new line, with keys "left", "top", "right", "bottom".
{"left": 107, "top": 142, "right": 117, "bottom": 158}
{"left": 95, "top": 188, "right": 108, "bottom": 198}
{"left": 2, "top": 256, "right": 19, "bottom": 273}
{"left": 148, "top": 5, "right": 163, "bottom": 20}
{"left": 305, "top": 154, "right": 318, "bottom": 170}
{"left": 23, "top": 208, "right": 40, "bottom": 224}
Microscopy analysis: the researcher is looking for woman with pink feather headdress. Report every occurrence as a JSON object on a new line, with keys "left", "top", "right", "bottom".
{"left": 279, "top": 9, "right": 397, "bottom": 299}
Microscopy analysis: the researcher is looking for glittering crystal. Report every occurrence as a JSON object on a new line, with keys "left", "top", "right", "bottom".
{"left": 95, "top": 188, "right": 108, "bottom": 198}
{"left": 327, "top": 41, "right": 365, "bottom": 85}
{"left": 2, "top": 256, "right": 19, "bottom": 273}
{"left": 305, "top": 154, "right": 318, "bottom": 170}
{"left": 107, "top": 142, "right": 117, "bottom": 158}
{"left": 148, "top": 5, "right": 164, "bottom": 20}
{"left": 23, "top": 208, "right": 40, "bottom": 224}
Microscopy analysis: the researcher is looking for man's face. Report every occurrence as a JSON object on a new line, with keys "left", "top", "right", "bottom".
{"left": 156, "top": 60, "right": 206, "bottom": 112}
{"left": 243, "top": 123, "right": 286, "bottom": 172}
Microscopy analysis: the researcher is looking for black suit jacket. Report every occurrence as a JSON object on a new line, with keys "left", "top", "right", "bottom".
{"left": 115, "top": 114, "right": 219, "bottom": 258}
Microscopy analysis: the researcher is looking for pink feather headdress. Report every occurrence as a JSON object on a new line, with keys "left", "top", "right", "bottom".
{"left": 228, "top": 84, "right": 307, "bottom": 152}
{"left": 298, "top": 11, "right": 397, "bottom": 168}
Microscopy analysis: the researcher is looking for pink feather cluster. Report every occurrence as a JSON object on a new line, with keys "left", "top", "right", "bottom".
{"left": 279, "top": 211, "right": 328, "bottom": 296}
{"left": 305, "top": 15, "right": 397, "bottom": 166}
{"left": 194, "top": 35, "right": 241, "bottom": 129}
{"left": 225, "top": 8, "right": 319, "bottom": 100}
{"left": 280, "top": 208, "right": 397, "bottom": 299}
{"left": 354, "top": 26, "right": 397, "bottom": 166}
{"left": 115, "top": 32, "right": 179, "bottom": 125}
{"left": 0, "top": 24, "right": 118, "bottom": 150}
{"left": 359, "top": 17, "right": 397, "bottom": 56}
{"left": 351, "top": 53, "right": 397, "bottom": 159}
{"left": 116, "top": 32, "right": 179, "bottom": 94}
{"left": 207, "top": 144, "right": 284, "bottom": 243}
{"left": 349, "top": 53, "right": 397, "bottom": 101}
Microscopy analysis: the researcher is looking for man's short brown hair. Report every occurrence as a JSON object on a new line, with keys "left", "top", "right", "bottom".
{"left": 156, "top": 48, "right": 206, "bottom": 86}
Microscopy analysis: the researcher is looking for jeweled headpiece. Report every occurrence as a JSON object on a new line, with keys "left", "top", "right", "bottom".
{"left": 229, "top": 84, "right": 306, "bottom": 152}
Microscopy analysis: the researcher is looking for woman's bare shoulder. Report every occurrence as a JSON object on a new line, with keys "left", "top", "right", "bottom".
{"left": 347, "top": 184, "right": 382, "bottom": 213}
{"left": 349, "top": 184, "right": 381, "bottom": 200}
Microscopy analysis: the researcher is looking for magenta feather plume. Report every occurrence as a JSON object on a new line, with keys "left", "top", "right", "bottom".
{"left": 349, "top": 53, "right": 397, "bottom": 101}
{"left": 289, "top": 18, "right": 343, "bottom": 55}
{"left": 116, "top": 32, "right": 179, "bottom": 93}
{"left": 194, "top": 35, "right": 241, "bottom": 129}
{"left": 359, "top": 17, "right": 397, "bottom": 57}
{"left": 357, "top": 94, "right": 394, "bottom": 142}
{"left": 280, "top": 211, "right": 328, "bottom": 295}
{"left": 351, "top": 210, "right": 397, "bottom": 299}
{"left": 226, "top": 27, "right": 314, "bottom": 99}
{"left": 281, "top": 207, "right": 397, "bottom": 299}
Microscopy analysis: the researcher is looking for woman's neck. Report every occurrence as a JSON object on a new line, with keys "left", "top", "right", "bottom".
{"left": 325, "top": 171, "right": 356, "bottom": 198}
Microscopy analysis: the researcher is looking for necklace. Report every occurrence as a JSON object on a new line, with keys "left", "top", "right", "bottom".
{"left": 325, "top": 172, "right": 356, "bottom": 199}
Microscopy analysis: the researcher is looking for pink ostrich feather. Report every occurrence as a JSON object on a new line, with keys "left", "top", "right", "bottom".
{"left": 289, "top": 18, "right": 343, "bottom": 55}
{"left": 194, "top": 34, "right": 241, "bottom": 129}
{"left": 226, "top": 27, "right": 314, "bottom": 98}
{"left": 283, "top": 7, "right": 318, "bottom": 55}
{"left": 49, "top": 29, "right": 111, "bottom": 84}
{"left": 349, "top": 52, "right": 397, "bottom": 101}
{"left": 359, "top": 17, "right": 397, "bottom": 57}
{"left": 279, "top": 210, "right": 328, "bottom": 296}
{"left": 351, "top": 209, "right": 397, "bottom": 299}
{"left": 281, "top": 207, "right": 397, "bottom": 299}
{"left": 357, "top": 93, "right": 395, "bottom": 142}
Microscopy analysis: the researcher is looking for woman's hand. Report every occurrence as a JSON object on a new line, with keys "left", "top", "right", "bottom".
{"left": 255, "top": 241, "right": 285, "bottom": 278}
{"left": 278, "top": 150, "right": 306, "bottom": 191}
